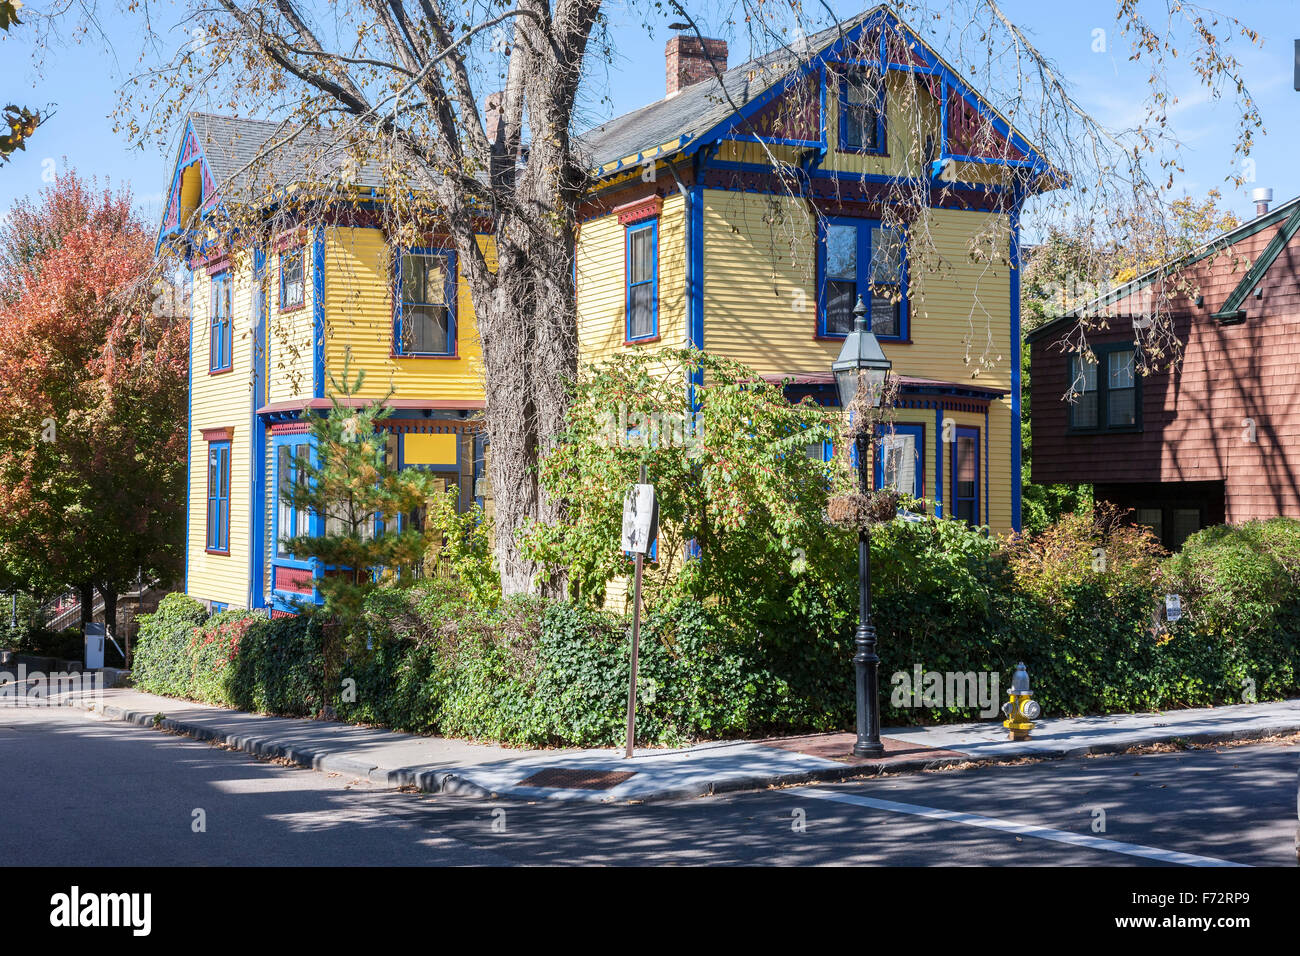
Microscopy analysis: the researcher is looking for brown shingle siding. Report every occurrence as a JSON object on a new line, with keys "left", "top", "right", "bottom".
{"left": 1030, "top": 222, "right": 1300, "bottom": 520}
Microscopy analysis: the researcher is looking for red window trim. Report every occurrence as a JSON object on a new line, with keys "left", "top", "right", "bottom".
{"left": 624, "top": 333, "right": 662, "bottom": 347}
{"left": 201, "top": 426, "right": 234, "bottom": 441}
{"left": 273, "top": 226, "right": 309, "bottom": 253}
{"left": 204, "top": 253, "right": 231, "bottom": 276}
{"left": 615, "top": 195, "right": 663, "bottom": 226}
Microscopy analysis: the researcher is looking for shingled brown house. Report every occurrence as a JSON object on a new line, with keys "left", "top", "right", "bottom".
{"left": 1027, "top": 194, "right": 1300, "bottom": 550}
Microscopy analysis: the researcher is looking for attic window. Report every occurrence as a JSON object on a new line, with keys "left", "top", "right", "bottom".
{"left": 839, "top": 69, "right": 885, "bottom": 154}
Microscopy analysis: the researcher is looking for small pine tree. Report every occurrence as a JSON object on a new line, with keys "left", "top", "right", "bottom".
{"left": 282, "top": 358, "right": 442, "bottom": 684}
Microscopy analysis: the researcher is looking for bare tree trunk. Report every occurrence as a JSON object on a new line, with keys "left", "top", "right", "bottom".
{"left": 474, "top": 249, "right": 578, "bottom": 596}
{"left": 78, "top": 581, "right": 94, "bottom": 634}
{"left": 466, "top": 2, "right": 591, "bottom": 597}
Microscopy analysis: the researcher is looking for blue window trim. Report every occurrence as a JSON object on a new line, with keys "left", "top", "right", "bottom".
{"left": 836, "top": 67, "right": 887, "bottom": 155}
{"left": 209, "top": 271, "right": 233, "bottom": 371}
{"left": 272, "top": 433, "right": 313, "bottom": 567}
{"left": 950, "top": 425, "right": 981, "bottom": 527}
{"left": 205, "top": 439, "right": 231, "bottom": 552}
{"left": 625, "top": 218, "right": 659, "bottom": 343}
{"left": 816, "top": 216, "right": 908, "bottom": 342}
{"left": 393, "top": 247, "right": 458, "bottom": 357}
{"left": 279, "top": 245, "right": 305, "bottom": 310}
{"left": 873, "top": 423, "right": 925, "bottom": 499}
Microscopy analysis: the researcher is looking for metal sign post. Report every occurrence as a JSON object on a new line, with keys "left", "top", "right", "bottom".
{"left": 621, "top": 464, "right": 656, "bottom": 759}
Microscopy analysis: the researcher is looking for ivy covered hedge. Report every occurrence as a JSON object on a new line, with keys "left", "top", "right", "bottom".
{"left": 130, "top": 515, "right": 1300, "bottom": 747}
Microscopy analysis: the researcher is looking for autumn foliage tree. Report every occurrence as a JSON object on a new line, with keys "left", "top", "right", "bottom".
{"left": 0, "top": 172, "right": 188, "bottom": 644}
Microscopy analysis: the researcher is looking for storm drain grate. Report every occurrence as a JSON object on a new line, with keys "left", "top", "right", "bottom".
{"left": 516, "top": 768, "right": 637, "bottom": 790}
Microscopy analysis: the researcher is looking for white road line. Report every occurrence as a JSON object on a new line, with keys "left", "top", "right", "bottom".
{"left": 800, "top": 788, "right": 1250, "bottom": 868}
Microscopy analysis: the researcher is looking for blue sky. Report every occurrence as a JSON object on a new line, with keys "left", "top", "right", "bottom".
{"left": 2, "top": 1, "right": 1296, "bottom": 228}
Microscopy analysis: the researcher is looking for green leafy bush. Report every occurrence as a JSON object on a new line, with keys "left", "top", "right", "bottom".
{"left": 133, "top": 512, "right": 1300, "bottom": 746}
{"left": 132, "top": 592, "right": 207, "bottom": 696}
{"left": 1162, "top": 518, "right": 1300, "bottom": 701}
{"left": 522, "top": 347, "right": 844, "bottom": 627}
{"left": 226, "top": 614, "right": 326, "bottom": 715}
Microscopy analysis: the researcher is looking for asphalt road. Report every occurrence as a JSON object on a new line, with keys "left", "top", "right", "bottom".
{"left": 1, "top": 704, "right": 1296, "bottom": 867}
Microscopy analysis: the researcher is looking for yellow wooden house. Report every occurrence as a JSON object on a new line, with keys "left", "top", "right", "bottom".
{"left": 160, "top": 114, "right": 490, "bottom": 614}
{"left": 162, "top": 5, "right": 1048, "bottom": 614}
{"left": 574, "top": 7, "right": 1051, "bottom": 534}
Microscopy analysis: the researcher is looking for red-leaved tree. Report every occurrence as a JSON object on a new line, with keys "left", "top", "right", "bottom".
{"left": 0, "top": 171, "right": 188, "bottom": 651}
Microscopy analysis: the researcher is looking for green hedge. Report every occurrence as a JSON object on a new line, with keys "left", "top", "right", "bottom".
{"left": 133, "top": 596, "right": 325, "bottom": 716}
{"left": 130, "top": 516, "right": 1300, "bottom": 747}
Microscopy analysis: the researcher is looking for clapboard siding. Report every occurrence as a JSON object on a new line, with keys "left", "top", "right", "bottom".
{"left": 321, "top": 226, "right": 487, "bottom": 402}
{"left": 266, "top": 244, "right": 315, "bottom": 404}
{"left": 576, "top": 189, "right": 688, "bottom": 383}
{"left": 188, "top": 261, "right": 255, "bottom": 608}
{"left": 701, "top": 194, "right": 1012, "bottom": 391}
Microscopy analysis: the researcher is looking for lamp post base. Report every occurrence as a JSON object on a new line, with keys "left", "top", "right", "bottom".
{"left": 852, "top": 741, "right": 885, "bottom": 758}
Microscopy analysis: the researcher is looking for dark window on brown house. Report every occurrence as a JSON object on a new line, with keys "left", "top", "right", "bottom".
{"left": 1068, "top": 344, "right": 1141, "bottom": 434}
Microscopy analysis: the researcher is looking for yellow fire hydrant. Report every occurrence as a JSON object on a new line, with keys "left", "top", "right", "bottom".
{"left": 1001, "top": 662, "right": 1042, "bottom": 741}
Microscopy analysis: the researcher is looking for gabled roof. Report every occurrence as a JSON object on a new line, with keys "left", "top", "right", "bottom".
{"left": 186, "top": 112, "right": 388, "bottom": 198}
{"left": 156, "top": 111, "right": 390, "bottom": 251}
{"left": 577, "top": 4, "right": 1051, "bottom": 181}
{"left": 1026, "top": 193, "right": 1300, "bottom": 343}
{"left": 159, "top": 4, "right": 1051, "bottom": 249}
{"left": 577, "top": 15, "right": 871, "bottom": 171}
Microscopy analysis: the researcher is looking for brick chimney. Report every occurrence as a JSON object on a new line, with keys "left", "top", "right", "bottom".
{"left": 484, "top": 91, "right": 505, "bottom": 146}
{"left": 665, "top": 35, "right": 728, "bottom": 97}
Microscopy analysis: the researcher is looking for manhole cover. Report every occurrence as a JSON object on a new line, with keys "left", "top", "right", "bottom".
{"left": 517, "top": 768, "right": 637, "bottom": 790}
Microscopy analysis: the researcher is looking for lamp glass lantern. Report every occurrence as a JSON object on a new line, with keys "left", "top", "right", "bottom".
{"left": 832, "top": 297, "right": 892, "bottom": 410}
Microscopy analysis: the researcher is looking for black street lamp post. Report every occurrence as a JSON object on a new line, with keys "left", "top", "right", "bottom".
{"left": 832, "top": 296, "right": 893, "bottom": 758}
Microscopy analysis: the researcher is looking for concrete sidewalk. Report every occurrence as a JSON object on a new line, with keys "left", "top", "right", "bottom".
{"left": 68, "top": 688, "right": 1300, "bottom": 804}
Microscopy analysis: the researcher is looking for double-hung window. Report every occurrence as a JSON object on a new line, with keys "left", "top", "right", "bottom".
{"left": 1068, "top": 345, "right": 1140, "bottom": 432}
{"left": 280, "top": 246, "right": 305, "bottom": 310}
{"left": 819, "top": 218, "right": 907, "bottom": 339}
{"left": 875, "top": 423, "right": 925, "bottom": 500}
{"left": 626, "top": 220, "right": 658, "bottom": 342}
{"left": 839, "top": 69, "right": 885, "bottom": 153}
{"left": 209, "top": 272, "right": 232, "bottom": 372}
{"left": 276, "top": 442, "right": 312, "bottom": 557}
{"left": 206, "top": 440, "right": 231, "bottom": 552}
{"left": 395, "top": 250, "right": 456, "bottom": 356}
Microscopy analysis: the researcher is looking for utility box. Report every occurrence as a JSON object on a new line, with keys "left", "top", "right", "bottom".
{"left": 84, "top": 623, "right": 105, "bottom": 670}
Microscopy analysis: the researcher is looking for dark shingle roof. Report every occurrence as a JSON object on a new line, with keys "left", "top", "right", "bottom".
{"left": 188, "top": 112, "right": 388, "bottom": 199}
{"left": 577, "top": 13, "right": 871, "bottom": 172}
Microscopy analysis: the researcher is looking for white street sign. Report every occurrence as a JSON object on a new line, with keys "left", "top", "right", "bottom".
{"left": 621, "top": 483, "right": 657, "bottom": 555}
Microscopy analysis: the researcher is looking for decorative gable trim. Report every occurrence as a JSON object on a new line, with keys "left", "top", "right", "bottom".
{"left": 615, "top": 195, "right": 663, "bottom": 225}
{"left": 157, "top": 118, "right": 222, "bottom": 254}
{"left": 668, "top": 8, "right": 1052, "bottom": 188}
{"left": 1212, "top": 201, "right": 1300, "bottom": 323}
